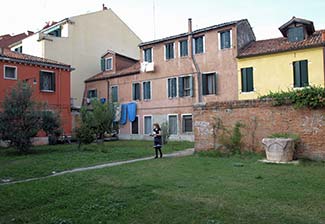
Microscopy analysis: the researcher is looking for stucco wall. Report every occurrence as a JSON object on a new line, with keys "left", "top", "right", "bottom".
{"left": 238, "top": 47, "right": 325, "bottom": 100}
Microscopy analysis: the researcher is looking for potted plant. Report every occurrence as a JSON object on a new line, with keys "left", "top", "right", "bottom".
{"left": 262, "top": 133, "right": 300, "bottom": 162}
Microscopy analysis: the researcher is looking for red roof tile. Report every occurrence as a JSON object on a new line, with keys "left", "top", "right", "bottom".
{"left": 0, "top": 31, "right": 34, "bottom": 48}
{"left": 238, "top": 30, "right": 325, "bottom": 58}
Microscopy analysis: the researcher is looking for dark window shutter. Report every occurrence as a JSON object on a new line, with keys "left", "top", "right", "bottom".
{"left": 137, "top": 84, "right": 141, "bottom": 100}
{"left": 52, "top": 73, "right": 56, "bottom": 92}
{"left": 214, "top": 73, "right": 218, "bottom": 94}
{"left": 178, "top": 77, "right": 184, "bottom": 97}
{"left": 293, "top": 61, "right": 301, "bottom": 87}
{"left": 247, "top": 68, "right": 253, "bottom": 92}
{"left": 301, "top": 60, "right": 309, "bottom": 87}
{"left": 172, "top": 78, "right": 177, "bottom": 97}
{"left": 101, "top": 58, "right": 105, "bottom": 71}
{"left": 168, "top": 79, "right": 172, "bottom": 98}
{"left": 39, "top": 71, "right": 43, "bottom": 91}
{"left": 147, "top": 82, "right": 151, "bottom": 99}
{"left": 225, "top": 31, "right": 231, "bottom": 48}
{"left": 132, "top": 84, "right": 135, "bottom": 100}
{"left": 202, "top": 74, "right": 207, "bottom": 95}
{"left": 189, "top": 76, "right": 194, "bottom": 97}
{"left": 148, "top": 49, "right": 152, "bottom": 62}
{"left": 241, "top": 68, "right": 247, "bottom": 92}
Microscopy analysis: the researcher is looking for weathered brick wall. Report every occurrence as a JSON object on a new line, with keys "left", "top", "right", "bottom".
{"left": 193, "top": 100, "right": 325, "bottom": 160}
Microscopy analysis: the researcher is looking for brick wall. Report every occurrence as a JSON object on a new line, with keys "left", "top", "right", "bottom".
{"left": 193, "top": 100, "right": 325, "bottom": 160}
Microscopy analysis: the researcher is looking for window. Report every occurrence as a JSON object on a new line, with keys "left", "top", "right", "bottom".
{"left": 168, "top": 115, "right": 178, "bottom": 135}
{"left": 144, "top": 48, "right": 153, "bottom": 63}
{"left": 194, "top": 36, "right": 204, "bottom": 54}
{"left": 144, "top": 116, "right": 152, "bottom": 135}
{"left": 131, "top": 117, "right": 139, "bottom": 134}
{"left": 143, "top": 81, "right": 151, "bottom": 100}
{"left": 165, "top": 43, "right": 174, "bottom": 60}
{"left": 220, "top": 30, "right": 232, "bottom": 49}
{"left": 14, "top": 46, "right": 22, "bottom": 53}
{"left": 105, "top": 58, "right": 113, "bottom": 71}
{"left": 4, "top": 66, "right": 17, "bottom": 80}
{"left": 202, "top": 73, "right": 217, "bottom": 95}
{"left": 132, "top": 83, "right": 141, "bottom": 101}
{"left": 40, "top": 71, "right": 55, "bottom": 92}
{"left": 179, "top": 40, "right": 188, "bottom": 57}
{"left": 182, "top": 115, "right": 193, "bottom": 133}
{"left": 111, "top": 86, "right": 118, "bottom": 102}
{"left": 47, "top": 27, "right": 62, "bottom": 37}
{"left": 87, "top": 89, "right": 97, "bottom": 98}
{"left": 288, "top": 27, "right": 304, "bottom": 42}
{"left": 293, "top": 60, "right": 309, "bottom": 88}
{"left": 179, "top": 76, "right": 193, "bottom": 97}
{"left": 241, "top": 67, "right": 254, "bottom": 93}
{"left": 167, "top": 78, "right": 177, "bottom": 98}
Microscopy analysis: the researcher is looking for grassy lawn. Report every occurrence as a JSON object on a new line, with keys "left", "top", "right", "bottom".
{"left": 0, "top": 140, "right": 194, "bottom": 181}
{"left": 0, "top": 152, "right": 324, "bottom": 224}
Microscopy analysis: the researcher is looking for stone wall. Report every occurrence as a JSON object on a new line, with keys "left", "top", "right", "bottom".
{"left": 193, "top": 100, "right": 325, "bottom": 160}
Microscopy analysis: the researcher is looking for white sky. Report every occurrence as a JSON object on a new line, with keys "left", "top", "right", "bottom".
{"left": 1, "top": 0, "right": 325, "bottom": 42}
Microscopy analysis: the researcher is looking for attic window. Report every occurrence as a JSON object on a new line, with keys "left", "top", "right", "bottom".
{"left": 288, "top": 27, "right": 304, "bottom": 42}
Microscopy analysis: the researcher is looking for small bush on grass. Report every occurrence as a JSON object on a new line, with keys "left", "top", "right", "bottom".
{"left": 161, "top": 122, "right": 170, "bottom": 144}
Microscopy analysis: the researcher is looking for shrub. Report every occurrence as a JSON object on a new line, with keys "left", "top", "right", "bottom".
{"left": 76, "top": 125, "right": 95, "bottom": 148}
{"left": 161, "top": 122, "right": 170, "bottom": 144}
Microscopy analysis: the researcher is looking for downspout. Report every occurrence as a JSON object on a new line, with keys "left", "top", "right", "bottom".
{"left": 188, "top": 18, "right": 202, "bottom": 103}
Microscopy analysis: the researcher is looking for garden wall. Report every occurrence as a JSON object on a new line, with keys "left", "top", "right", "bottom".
{"left": 193, "top": 100, "right": 325, "bottom": 160}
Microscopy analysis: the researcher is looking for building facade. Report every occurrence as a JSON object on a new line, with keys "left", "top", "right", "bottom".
{"left": 237, "top": 17, "right": 325, "bottom": 100}
{"left": 0, "top": 48, "right": 72, "bottom": 136}
{"left": 85, "top": 19, "right": 255, "bottom": 141}
{"left": 21, "top": 7, "right": 142, "bottom": 108}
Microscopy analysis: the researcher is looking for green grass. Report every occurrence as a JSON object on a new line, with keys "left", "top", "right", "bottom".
{"left": 0, "top": 140, "right": 194, "bottom": 181}
{"left": 0, "top": 153, "right": 324, "bottom": 224}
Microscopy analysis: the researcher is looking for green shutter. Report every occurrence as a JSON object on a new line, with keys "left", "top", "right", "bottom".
{"left": 132, "top": 84, "right": 135, "bottom": 100}
{"left": 202, "top": 74, "right": 207, "bottom": 95}
{"left": 189, "top": 76, "right": 194, "bottom": 97}
{"left": 241, "top": 68, "right": 247, "bottom": 92}
{"left": 172, "top": 78, "right": 177, "bottom": 97}
{"left": 168, "top": 79, "right": 172, "bottom": 98}
{"left": 101, "top": 58, "right": 105, "bottom": 71}
{"left": 293, "top": 61, "right": 301, "bottom": 87}
{"left": 178, "top": 77, "right": 184, "bottom": 97}
{"left": 247, "top": 68, "right": 253, "bottom": 92}
{"left": 301, "top": 60, "right": 309, "bottom": 87}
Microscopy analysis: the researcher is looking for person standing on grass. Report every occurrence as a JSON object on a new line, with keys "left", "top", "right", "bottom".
{"left": 151, "top": 123, "right": 163, "bottom": 159}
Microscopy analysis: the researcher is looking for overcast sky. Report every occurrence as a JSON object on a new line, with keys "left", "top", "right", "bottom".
{"left": 1, "top": 0, "right": 325, "bottom": 42}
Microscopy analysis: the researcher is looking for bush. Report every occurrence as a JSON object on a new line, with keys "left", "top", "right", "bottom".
{"left": 76, "top": 125, "right": 95, "bottom": 148}
{"left": 161, "top": 122, "right": 170, "bottom": 144}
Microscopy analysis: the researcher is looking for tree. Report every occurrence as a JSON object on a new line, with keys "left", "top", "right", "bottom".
{"left": 0, "top": 82, "right": 42, "bottom": 153}
{"left": 41, "top": 110, "right": 62, "bottom": 145}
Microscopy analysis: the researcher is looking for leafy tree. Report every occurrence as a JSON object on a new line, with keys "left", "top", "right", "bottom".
{"left": 41, "top": 110, "right": 62, "bottom": 145}
{"left": 0, "top": 82, "right": 42, "bottom": 153}
{"left": 161, "top": 122, "right": 170, "bottom": 144}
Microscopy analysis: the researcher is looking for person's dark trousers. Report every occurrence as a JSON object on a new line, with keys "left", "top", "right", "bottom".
{"left": 155, "top": 147, "right": 163, "bottom": 158}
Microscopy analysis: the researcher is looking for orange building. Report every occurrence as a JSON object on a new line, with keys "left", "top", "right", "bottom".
{"left": 0, "top": 48, "right": 72, "bottom": 137}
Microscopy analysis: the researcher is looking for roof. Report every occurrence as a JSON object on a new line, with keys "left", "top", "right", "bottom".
{"left": 101, "top": 49, "right": 138, "bottom": 62}
{"left": 238, "top": 30, "right": 325, "bottom": 58}
{"left": 0, "top": 48, "right": 72, "bottom": 70}
{"left": 0, "top": 31, "right": 34, "bottom": 48}
{"left": 279, "top": 17, "right": 315, "bottom": 37}
{"left": 85, "top": 62, "right": 140, "bottom": 83}
{"left": 139, "top": 19, "right": 247, "bottom": 47}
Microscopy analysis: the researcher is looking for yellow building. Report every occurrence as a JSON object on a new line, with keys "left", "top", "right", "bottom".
{"left": 237, "top": 17, "right": 325, "bottom": 100}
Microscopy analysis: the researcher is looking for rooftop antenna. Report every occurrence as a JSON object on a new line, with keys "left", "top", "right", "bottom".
{"left": 153, "top": 0, "right": 156, "bottom": 39}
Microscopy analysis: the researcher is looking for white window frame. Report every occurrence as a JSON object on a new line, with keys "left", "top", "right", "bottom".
{"left": 166, "top": 77, "right": 178, "bottom": 99}
{"left": 143, "top": 115, "right": 153, "bottom": 135}
{"left": 193, "top": 35, "right": 205, "bottom": 54}
{"left": 105, "top": 57, "right": 113, "bottom": 71}
{"left": 167, "top": 114, "right": 178, "bottom": 135}
{"left": 143, "top": 48, "right": 153, "bottom": 63}
{"left": 111, "top": 85, "right": 119, "bottom": 102}
{"left": 181, "top": 114, "right": 193, "bottom": 133}
{"left": 218, "top": 29, "right": 233, "bottom": 50}
{"left": 130, "top": 115, "right": 140, "bottom": 135}
{"left": 40, "top": 70, "right": 55, "bottom": 92}
{"left": 4, "top": 65, "right": 17, "bottom": 80}
{"left": 142, "top": 80, "right": 152, "bottom": 101}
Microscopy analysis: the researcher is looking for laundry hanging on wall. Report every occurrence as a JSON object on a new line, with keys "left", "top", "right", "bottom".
{"left": 120, "top": 104, "right": 128, "bottom": 125}
{"left": 114, "top": 105, "right": 121, "bottom": 122}
{"left": 127, "top": 102, "right": 137, "bottom": 122}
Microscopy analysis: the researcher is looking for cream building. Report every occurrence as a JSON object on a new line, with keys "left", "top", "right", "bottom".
{"left": 20, "top": 7, "right": 141, "bottom": 107}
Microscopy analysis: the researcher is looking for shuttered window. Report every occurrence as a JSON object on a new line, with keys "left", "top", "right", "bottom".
{"left": 202, "top": 73, "right": 217, "bottom": 95}
{"left": 111, "top": 86, "right": 118, "bottom": 103}
{"left": 40, "top": 71, "right": 56, "bottom": 92}
{"left": 4, "top": 66, "right": 17, "bottom": 79}
{"left": 241, "top": 67, "right": 254, "bottom": 93}
{"left": 144, "top": 48, "right": 153, "bottom": 63}
{"left": 132, "top": 83, "right": 141, "bottom": 101}
{"left": 165, "top": 43, "right": 174, "bottom": 60}
{"left": 288, "top": 27, "right": 304, "bottom": 42}
{"left": 178, "top": 76, "right": 194, "bottom": 97}
{"left": 293, "top": 60, "right": 309, "bottom": 88}
{"left": 168, "top": 115, "right": 178, "bottom": 135}
{"left": 143, "top": 81, "right": 151, "bottom": 100}
{"left": 144, "top": 116, "right": 152, "bottom": 135}
{"left": 87, "top": 89, "right": 97, "bottom": 98}
{"left": 105, "top": 58, "right": 113, "bottom": 71}
{"left": 167, "top": 78, "right": 177, "bottom": 98}
{"left": 179, "top": 40, "right": 188, "bottom": 57}
{"left": 182, "top": 115, "right": 193, "bottom": 133}
{"left": 194, "top": 36, "right": 204, "bottom": 54}
{"left": 220, "top": 30, "right": 231, "bottom": 49}
{"left": 131, "top": 117, "right": 139, "bottom": 134}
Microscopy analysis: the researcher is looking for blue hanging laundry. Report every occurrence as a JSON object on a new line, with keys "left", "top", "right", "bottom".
{"left": 120, "top": 104, "right": 128, "bottom": 125}
{"left": 127, "top": 102, "right": 137, "bottom": 122}
{"left": 100, "top": 98, "right": 106, "bottom": 104}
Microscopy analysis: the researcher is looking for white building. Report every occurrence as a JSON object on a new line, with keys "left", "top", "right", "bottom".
{"left": 21, "top": 7, "right": 141, "bottom": 107}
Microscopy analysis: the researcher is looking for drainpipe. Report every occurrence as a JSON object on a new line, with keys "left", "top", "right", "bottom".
{"left": 188, "top": 18, "right": 202, "bottom": 103}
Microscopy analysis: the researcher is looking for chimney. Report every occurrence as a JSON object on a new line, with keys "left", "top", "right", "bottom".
{"left": 102, "top": 4, "right": 108, "bottom": 10}
{"left": 322, "top": 31, "right": 325, "bottom": 42}
{"left": 188, "top": 18, "right": 192, "bottom": 33}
